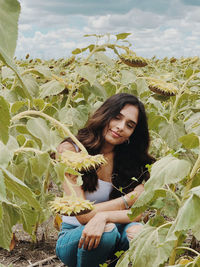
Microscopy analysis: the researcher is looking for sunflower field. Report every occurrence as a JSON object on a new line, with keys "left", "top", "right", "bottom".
{"left": 0, "top": 0, "right": 200, "bottom": 266}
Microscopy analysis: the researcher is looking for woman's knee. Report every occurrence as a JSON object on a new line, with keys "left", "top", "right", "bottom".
{"left": 126, "top": 224, "right": 143, "bottom": 241}
{"left": 99, "top": 223, "right": 119, "bottom": 248}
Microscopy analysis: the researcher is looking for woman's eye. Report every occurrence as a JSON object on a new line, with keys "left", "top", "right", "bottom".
{"left": 127, "top": 124, "right": 134, "bottom": 129}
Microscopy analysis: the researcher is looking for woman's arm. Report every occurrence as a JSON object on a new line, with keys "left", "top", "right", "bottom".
{"left": 76, "top": 184, "right": 144, "bottom": 224}
{"left": 57, "top": 141, "right": 144, "bottom": 224}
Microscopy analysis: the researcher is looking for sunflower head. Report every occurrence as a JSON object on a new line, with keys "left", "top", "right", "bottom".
{"left": 120, "top": 54, "right": 148, "bottom": 67}
{"left": 50, "top": 196, "right": 94, "bottom": 216}
{"left": 148, "top": 78, "right": 178, "bottom": 96}
{"left": 59, "top": 150, "right": 107, "bottom": 171}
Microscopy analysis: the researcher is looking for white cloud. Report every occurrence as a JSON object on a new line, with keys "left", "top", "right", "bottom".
{"left": 15, "top": 0, "right": 200, "bottom": 59}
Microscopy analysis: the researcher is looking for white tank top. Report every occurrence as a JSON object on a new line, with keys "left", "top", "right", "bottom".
{"left": 62, "top": 179, "right": 112, "bottom": 226}
{"left": 62, "top": 142, "right": 113, "bottom": 226}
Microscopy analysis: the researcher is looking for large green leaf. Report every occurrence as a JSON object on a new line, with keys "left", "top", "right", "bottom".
{"left": 145, "top": 156, "right": 191, "bottom": 191}
{"left": 129, "top": 224, "right": 174, "bottom": 267}
{"left": 0, "top": 203, "right": 20, "bottom": 250}
{"left": 167, "top": 194, "right": 200, "bottom": 242}
{"left": 159, "top": 121, "right": 186, "bottom": 149}
{"left": 29, "top": 153, "right": 50, "bottom": 178}
{"left": 39, "top": 80, "right": 65, "bottom": 98}
{"left": 94, "top": 52, "right": 114, "bottom": 67}
{"left": 2, "top": 167, "right": 41, "bottom": 210}
{"left": 26, "top": 117, "right": 51, "bottom": 151}
{"left": 129, "top": 189, "right": 166, "bottom": 220}
{"left": 76, "top": 65, "right": 97, "bottom": 86}
{"left": 0, "top": 96, "right": 10, "bottom": 144}
{"left": 0, "top": 141, "right": 13, "bottom": 168}
{"left": 120, "top": 70, "right": 136, "bottom": 85}
{"left": 0, "top": 0, "right": 31, "bottom": 100}
{"left": 129, "top": 156, "right": 191, "bottom": 219}
{"left": 0, "top": 0, "right": 20, "bottom": 58}
{"left": 179, "top": 133, "right": 199, "bottom": 149}
{"left": 185, "top": 112, "right": 200, "bottom": 136}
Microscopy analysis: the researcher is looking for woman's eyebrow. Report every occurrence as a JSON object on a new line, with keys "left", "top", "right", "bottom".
{"left": 119, "top": 112, "right": 137, "bottom": 125}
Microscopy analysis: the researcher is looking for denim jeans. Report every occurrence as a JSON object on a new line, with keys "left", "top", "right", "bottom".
{"left": 56, "top": 222, "right": 140, "bottom": 267}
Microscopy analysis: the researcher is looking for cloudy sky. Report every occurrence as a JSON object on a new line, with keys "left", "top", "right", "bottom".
{"left": 16, "top": 0, "right": 200, "bottom": 59}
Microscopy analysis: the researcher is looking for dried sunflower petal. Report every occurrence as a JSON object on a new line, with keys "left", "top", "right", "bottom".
{"left": 120, "top": 54, "right": 148, "bottom": 67}
{"left": 50, "top": 196, "right": 94, "bottom": 216}
{"left": 148, "top": 78, "right": 178, "bottom": 96}
{"left": 60, "top": 150, "right": 107, "bottom": 171}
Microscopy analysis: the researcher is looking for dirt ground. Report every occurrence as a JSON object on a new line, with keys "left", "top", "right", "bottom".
{"left": 0, "top": 217, "right": 64, "bottom": 267}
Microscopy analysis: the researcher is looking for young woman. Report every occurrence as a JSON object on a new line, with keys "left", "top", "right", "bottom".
{"left": 56, "top": 93, "right": 154, "bottom": 267}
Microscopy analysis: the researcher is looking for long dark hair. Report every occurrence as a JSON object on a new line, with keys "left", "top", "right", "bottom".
{"left": 71, "top": 93, "right": 154, "bottom": 199}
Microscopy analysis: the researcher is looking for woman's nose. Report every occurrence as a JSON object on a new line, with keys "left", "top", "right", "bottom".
{"left": 116, "top": 121, "right": 125, "bottom": 130}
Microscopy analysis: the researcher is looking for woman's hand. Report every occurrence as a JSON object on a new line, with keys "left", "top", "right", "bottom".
{"left": 78, "top": 212, "right": 107, "bottom": 250}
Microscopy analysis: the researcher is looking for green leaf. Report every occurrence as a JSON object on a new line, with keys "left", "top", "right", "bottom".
{"left": 0, "top": 0, "right": 31, "bottom": 100}
{"left": 185, "top": 112, "right": 200, "bottom": 136}
{"left": 19, "top": 204, "right": 38, "bottom": 236}
{"left": 1, "top": 66, "right": 14, "bottom": 81}
{"left": 167, "top": 194, "right": 200, "bottom": 241}
{"left": 159, "top": 121, "right": 186, "bottom": 149}
{"left": 102, "top": 80, "right": 116, "bottom": 97}
{"left": 148, "top": 113, "right": 166, "bottom": 132}
{"left": 116, "top": 33, "right": 131, "bottom": 40}
{"left": 0, "top": 170, "right": 7, "bottom": 201}
{"left": 76, "top": 65, "right": 97, "bottom": 86}
{"left": 0, "top": 96, "right": 10, "bottom": 144}
{"left": 29, "top": 153, "right": 50, "bottom": 178}
{"left": 179, "top": 133, "right": 199, "bottom": 149}
{"left": 39, "top": 80, "right": 65, "bottom": 98}
{"left": 129, "top": 156, "right": 191, "bottom": 219}
{"left": 121, "top": 70, "right": 136, "bottom": 85}
{"left": 2, "top": 167, "right": 41, "bottom": 210}
{"left": 26, "top": 117, "right": 51, "bottom": 151}
{"left": 129, "top": 189, "right": 166, "bottom": 220}
{"left": 129, "top": 224, "right": 174, "bottom": 267}
{"left": 94, "top": 52, "right": 114, "bottom": 67}
{"left": 72, "top": 48, "right": 82, "bottom": 55}
{"left": 145, "top": 156, "right": 191, "bottom": 191}
{"left": 23, "top": 74, "right": 39, "bottom": 98}
{"left": 116, "top": 251, "right": 130, "bottom": 267}
{"left": 59, "top": 105, "right": 88, "bottom": 134}
{"left": 0, "top": 141, "right": 13, "bottom": 168}
{"left": 11, "top": 100, "right": 27, "bottom": 113}
{"left": 0, "top": 0, "right": 20, "bottom": 58}
{"left": 0, "top": 203, "right": 20, "bottom": 250}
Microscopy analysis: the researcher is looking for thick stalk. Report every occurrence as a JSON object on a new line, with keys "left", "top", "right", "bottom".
{"left": 169, "top": 74, "right": 196, "bottom": 123}
{"left": 169, "top": 237, "right": 180, "bottom": 265}
{"left": 11, "top": 110, "right": 87, "bottom": 153}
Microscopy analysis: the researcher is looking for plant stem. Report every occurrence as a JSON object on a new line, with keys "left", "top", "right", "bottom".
{"left": 169, "top": 74, "right": 196, "bottom": 123}
{"left": 11, "top": 110, "right": 87, "bottom": 153}
{"left": 176, "top": 246, "right": 200, "bottom": 256}
{"left": 169, "top": 238, "right": 179, "bottom": 265}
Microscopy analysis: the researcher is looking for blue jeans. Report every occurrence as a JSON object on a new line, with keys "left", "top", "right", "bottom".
{"left": 56, "top": 222, "right": 140, "bottom": 267}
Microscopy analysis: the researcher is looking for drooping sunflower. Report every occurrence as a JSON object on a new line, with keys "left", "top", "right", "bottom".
{"left": 50, "top": 196, "right": 94, "bottom": 216}
{"left": 120, "top": 54, "right": 148, "bottom": 67}
{"left": 59, "top": 150, "right": 107, "bottom": 171}
{"left": 148, "top": 78, "right": 178, "bottom": 96}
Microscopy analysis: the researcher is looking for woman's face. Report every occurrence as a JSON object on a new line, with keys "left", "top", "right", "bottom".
{"left": 103, "top": 104, "right": 139, "bottom": 147}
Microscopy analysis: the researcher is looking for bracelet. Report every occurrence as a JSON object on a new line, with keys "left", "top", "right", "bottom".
{"left": 121, "top": 196, "right": 129, "bottom": 209}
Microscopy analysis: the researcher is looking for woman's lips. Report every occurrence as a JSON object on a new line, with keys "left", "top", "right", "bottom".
{"left": 110, "top": 130, "right": 121, "bottom": 138}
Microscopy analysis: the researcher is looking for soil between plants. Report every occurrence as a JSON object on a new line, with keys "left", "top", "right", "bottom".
{"left": 0, "top": 217, "right": 63, "bottom": 267}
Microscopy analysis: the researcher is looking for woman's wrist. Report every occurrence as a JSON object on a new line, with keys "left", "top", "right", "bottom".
{"left": 96, "top": 211, "right": 109, "bottom": 222}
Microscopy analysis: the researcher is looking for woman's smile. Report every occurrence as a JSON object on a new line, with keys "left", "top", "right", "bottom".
{"left": 110, "top": 130, "right": 122, "bottom": 138}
